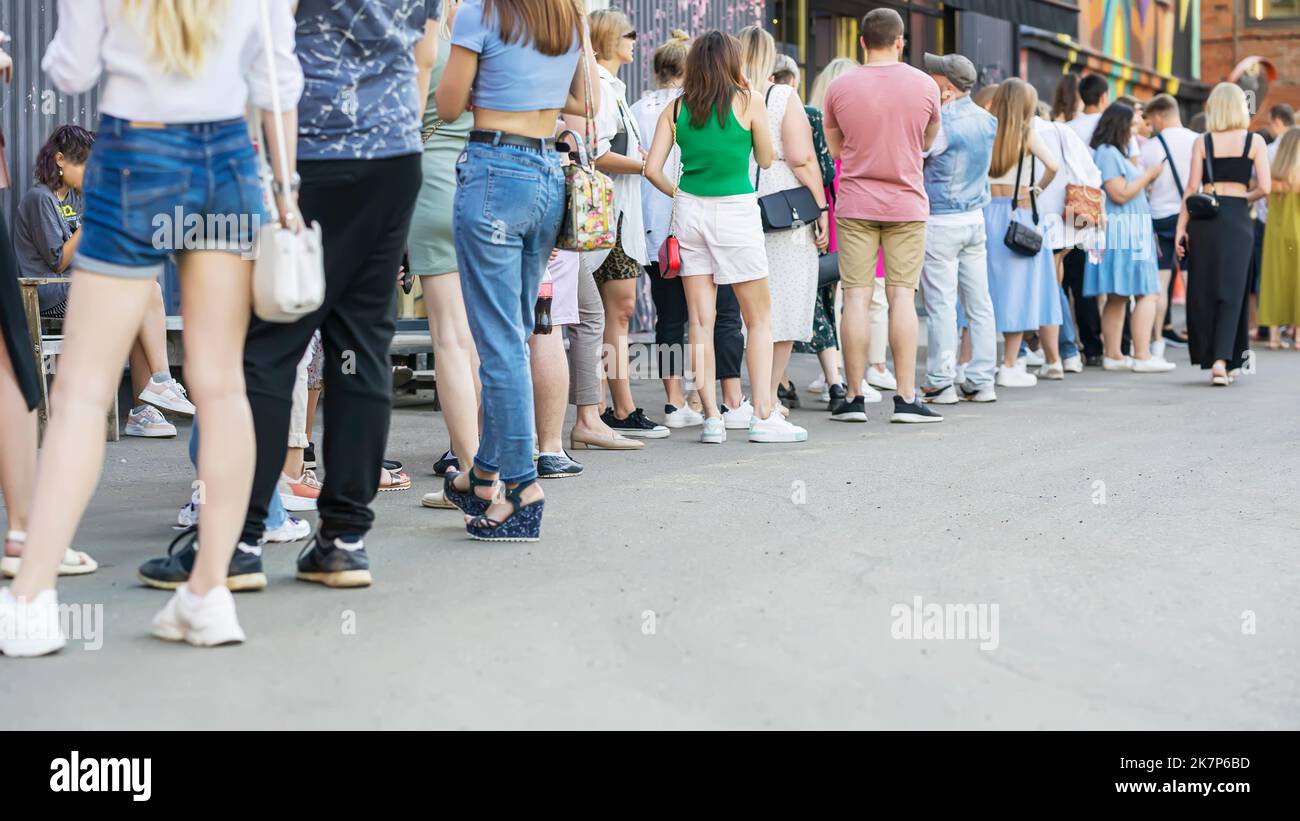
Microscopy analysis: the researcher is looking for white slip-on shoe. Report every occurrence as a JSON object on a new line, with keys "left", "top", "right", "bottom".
{"left": 1038, "top": 361, "right": 1065, "bottom": 380}
{"left": 1102, "top": 356, "right": 1134, "bottom": 371}
{"left": 0, "top": 587, "right": 66, "bottom": 657}
{"left": 866, "top": 367, "right": 897, "bottom": 391}
{"left": 1132, "top": 356, "right": 1177, "bottom": 373}
{"left": 959, "top": 382, "right": 997, "bottom": 402}
{"left": 1023, "top": 348, "right": 1046, "bottom": 367}
{"left": 1062, "top": 354, "right": 1084, "bottom": 373}
{"left": 662, "top": 403, "right": 704, "bottom": 428}
{"left": 151, "top": 584, "right": 245, "bottom": 647}
{"left": 996, "top": 366, "right": 1038, "bottom": 387}
{"left": 748, "top": 412, "right": 809, "bottom": 443}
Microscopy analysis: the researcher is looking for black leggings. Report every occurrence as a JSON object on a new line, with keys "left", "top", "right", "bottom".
{"left": 647, "top": 263, "right": 743, "bottom": 380}
{"left": 239, "top": 154, "right": 421, "bottom": 544}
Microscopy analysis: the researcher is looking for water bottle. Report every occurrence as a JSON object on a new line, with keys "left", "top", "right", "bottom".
{"left": 533, "top": 280, "right": 553, "bottom": 335}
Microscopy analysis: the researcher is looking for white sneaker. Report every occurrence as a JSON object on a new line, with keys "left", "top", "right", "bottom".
{"left": 0, "top": 587, "right": 65, "bottom": 657}
{"left": 996, "top": 365, "right": 1038, "bottom": 387}
{"left": 176, "top": 498, "right": 199, "bottom": 529}
{"left": 807, "top": 375, "right": 828, "bottom": 394}
{"left": 151, "top": 584, "right": 245, "bottom": 646}
{"left": 748, "top": 412, "right": 809, "bottom": 443}
{"left": 954, "top": 363, "right": 967, "bottom": 385}
{"left": 278, "top": 470, "right": 321, "bottom": 512}
{"left": 264, "top": 516, "right": 311, "bottom": 543}
{"left": 1023, "top": 348, "right": 1046, "bottom": 367}
{"left": 1037, "top": 361, "right": 1065, "bottom": 380}
{"left": 1102, "top": 356, "right": 1134, "bottom": 371}
{"left": 720, "top": 399, "right": 753, "bottom": 430}
{"left": 1132, "top": 356, "right": 1177, "bottom": 373}
{"left": 959, "top": 383, "right": 998, "bottom": 402}
{"left": 139, "top": 378, "right": 195, "bottom": 416}
{"left": 699, "top": 416, "right": 727, "bottom": 444}
{"left": 866, "top": 366, "right": 897, "bottom": 391}
{"left": 922, "top": 384, "right": 959, "bottom": 405}
{"left": 125, "top": 405, "right": 177, "bottom": 438}
{"left": 1062, "top": 354, "right": 1084, "bottom": 373}
{"left": 857, "top": 381, "right": 884, "bottom": 403}
{"left": 1152, "top": 339, "right": 1167, "bottom": 360}
{"left": 663, "top": 403, "right": 704, "bottom": 428}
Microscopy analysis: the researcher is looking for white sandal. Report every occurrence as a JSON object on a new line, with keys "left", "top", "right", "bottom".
{"left": 1, "top": 530, "right": 99, "bottom": 577}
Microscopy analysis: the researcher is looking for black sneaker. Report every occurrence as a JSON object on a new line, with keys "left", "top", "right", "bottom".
{"left": 601, "top": 407, "right": 670, "bottom": 439}
{"left": 137, "top": 526, "right": 267, "bottom": 592}
{"left": 1162, "top": 328, "right": 1189, "bottom": 348}
{"left": 828, "top": 382, "right": 848, "bottom": 407}
{"left": 537, "top": 450, "right": 584, "bottom": 479}
{"left": 303, "top": 441, "right": 317, "bottom": 470}
{"left": 890, "top": 394, "right": 943, "bottom": 423}
{"left": 777, "top": 381, "right": 800, "bottom": 409}
{"left": 297, "top": 533, "right": 372, "bottom": 588}
{"left": 1084, "top": 355, "right": 1104, "bottom": 368}
{"left": 432, "top": 448, "right": 458, "bottom": 476}
{"left": 830, "top": 394, "right": 868, "bottom": 422}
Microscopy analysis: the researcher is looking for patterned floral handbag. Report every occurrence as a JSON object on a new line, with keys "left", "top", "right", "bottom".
{"left": 555, "top": 35, "right": 616, "bottom": 252}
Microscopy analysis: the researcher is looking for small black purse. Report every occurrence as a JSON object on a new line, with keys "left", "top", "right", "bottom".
{"left": 1186, "top": 133, "right": 1220, "bottom": 221}
{"left": 754, "top": 85, "right": 823, "bottom": 233}
{"left": 1003, "top": 138, "right": 1043, "bottom": 257}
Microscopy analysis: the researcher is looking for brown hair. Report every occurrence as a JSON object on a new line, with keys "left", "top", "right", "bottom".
{"left": 1050, "top": 73, "right": 1080, "bottom": 122}
{"left": 989, "top": 78, "right": 1038, "bottom": 178}
{"left": 973, "top": 83, "right": 999, "bottom": 111}
{"left": 1143, "top": 93, "right": 1178, "bottom": 119}
{"left": 1271, "top": 104, "right": 1296, "bottom": 127}
{"left": 653, "top": 30, "right": 690, "bottom": 86}
{"left": 483, "top": 0, "right": 583, "bottom": 57}
{"left": 682, "top": 30, "right": 746, "bottom": 129}
{"left": 861, "top": 8, "right": 903, "bottom": 50}
{"left": 588, "top": 8, "right": 629, "bottom": 60}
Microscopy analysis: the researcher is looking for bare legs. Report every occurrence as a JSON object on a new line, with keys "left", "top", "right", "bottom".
{"left": 422, "top": 273, "right": 480, "bottom": 473}
{"left": 529, "top": 329, "right": 568, "bottom": 455}
{"left": 682, "top": 276, "right": 719, "bottom": 419}
{"left": 599, "top": 277, "right": 637, "bottom": 419}
{"left": 1003, "top": 332, "right": 1025, "bottom": 369}
{"left": 886, "top": 284, "right": 918, "bottom": 402}
{"left": 1129, "top": 295, "right": 1159, "bottom": 360}
{"left": 732, "top": 279, "right": 774, "bottom": 420}
{"left": 1100, "top": 295, "right": 1128, "bottom": 361}
{"left": 0, "top": 348, "right": 37, "bottom": 559}
{"left": 771, "top": 340, "right": 793, "bottom": 410}
{"left": 841, "top": 285, "right": 871, "bottom": 400}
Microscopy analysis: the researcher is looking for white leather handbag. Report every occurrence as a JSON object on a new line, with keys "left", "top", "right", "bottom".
{"left": 251, "top": 0, "right": 324, "bottom": 323}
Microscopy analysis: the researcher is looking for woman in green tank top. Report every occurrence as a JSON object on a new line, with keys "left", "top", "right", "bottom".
{"left": 644, "top": 31, "right": 810, "bottom": 445}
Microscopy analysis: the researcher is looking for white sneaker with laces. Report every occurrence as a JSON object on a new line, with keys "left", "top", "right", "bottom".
{"left": 663, "top": 403, "right": 704, "bottom": 428}
{"left": 748, "top": 412, "right": 808, "bottom": 443}
{"left": 699, "top": 417, "right": 727, "bottom": 444}
{"left": 264, "top": 516, "right": 312, "bottom": 543}
{"left": 866, "top": 366, "right": 897, "bottom": 391}
{"left": 139, "top": 378, "right": 195, "bottom": 416}
{"left": 1132, "top": 356, "right": 1177, "bottom": 373}
{"left": 1038, "top": 361, "right": 1065, "bottom": 380}
{"left": 1023, "top": 348, "right": 1046, "bottom": 367}
{"left": 721, "top": 399, "right": 753, "bottom": 430}
{"left": 1102, "top": 356, "right": 1134, "bottom": 371}
{"left": 125, "top": 405, "right": 177, "bottom": 438}
{"left": 0, "top": 587, "right": 65, "bottom": 657}
{"left": 857, "top": 381, "right": 884, "bottom": 403}
{"left": 959, "top": 383, "right": 998, "bottom": 402}
{"left": 151, "top": 584, "right": 245, "bottom": 646}
{"left": 996, "top": 365, "right": 1038, "bottom": 387}
{"left": 1062, "top": 354, "right": 1084, "bottom": 373}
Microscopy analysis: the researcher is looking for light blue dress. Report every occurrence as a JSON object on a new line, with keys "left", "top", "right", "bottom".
{"left": 1084, "top": 144, "right": 1159, "bottom": 297}
{"left": 983, "top": 195, "right": 1062, "bottom": 333}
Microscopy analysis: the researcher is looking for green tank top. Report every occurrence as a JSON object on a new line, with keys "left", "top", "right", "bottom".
{"left": 675, "top": 100, "right": 755, "bottom": 197}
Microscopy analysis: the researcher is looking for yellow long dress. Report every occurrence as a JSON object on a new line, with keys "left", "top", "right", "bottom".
{"left": 1259, "top": 186, "right": 1300, "bottom": 326}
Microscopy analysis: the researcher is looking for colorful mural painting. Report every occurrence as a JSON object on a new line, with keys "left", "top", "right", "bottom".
{"left": 1077, "top": 0, "right": 1201, "bottom": 96}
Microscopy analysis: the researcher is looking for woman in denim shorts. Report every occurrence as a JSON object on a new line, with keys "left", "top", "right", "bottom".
{"left": 0, "top": 0, "right": 303, "bottom": 657}
{"left": 435, "top": 0, "right": 597, "bottom": 542}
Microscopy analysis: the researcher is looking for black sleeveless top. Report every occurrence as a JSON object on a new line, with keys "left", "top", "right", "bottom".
{"left": 1205, "top": 132, "right": 1254, "bottom": 185}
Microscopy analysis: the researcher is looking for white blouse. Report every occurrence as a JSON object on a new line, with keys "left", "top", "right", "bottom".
{"left": 42, "top": 0, "right": 304, "bottom": 124}
{"left": 585, "top": 64, "right": 647, "bottom": 267}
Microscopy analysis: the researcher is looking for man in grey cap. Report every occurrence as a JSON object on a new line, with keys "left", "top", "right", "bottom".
{"left": 918, "top": 52, "right": 1000, "bottom": 404}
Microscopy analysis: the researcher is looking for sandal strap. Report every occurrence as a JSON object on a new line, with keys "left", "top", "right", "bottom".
{"left": 469, "top": 479, "right": 538, "bottom": 530}
{"left": 468, "top": 467, "right": 496, "bottom": 491}
{"left": 503, "top": 478, "right": 537, "bottom": 509}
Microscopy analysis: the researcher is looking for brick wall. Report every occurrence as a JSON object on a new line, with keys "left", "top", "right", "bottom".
{"left": 1201, "top": 1, "right": 1300, "bottom": 126}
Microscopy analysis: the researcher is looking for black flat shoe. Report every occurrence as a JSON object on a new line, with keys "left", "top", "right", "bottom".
{"left": 383, "top": 458, "right": 404, "bottom": 472}
{"left": 777, "top": 381, "right": 800, "bottom": 409}
{"left": 432, "top": 448, "right": 458, "bottom": 476}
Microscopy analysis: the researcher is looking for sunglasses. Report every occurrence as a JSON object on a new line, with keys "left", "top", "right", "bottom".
{"left": 622, "top": 31, "right": 638, "bottom": 41}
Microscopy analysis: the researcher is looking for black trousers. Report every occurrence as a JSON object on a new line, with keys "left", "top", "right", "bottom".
{"left": 240, "top": 154, "right": 422, "bottom": 544}
{"left": 647, "top": 262, "right": 743, "bottom": 380}
{"left": 1062, "top": 248, "right": 1103, "bottom": 358}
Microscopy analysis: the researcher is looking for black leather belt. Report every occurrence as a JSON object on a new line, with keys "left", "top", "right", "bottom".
{"left": 468, "top": 130, "right": 557, "bottom": 152}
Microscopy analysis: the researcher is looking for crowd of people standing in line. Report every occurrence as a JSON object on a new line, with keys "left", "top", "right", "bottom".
{"left": 1, "top": 1, "right": 1297, "bottom": 656}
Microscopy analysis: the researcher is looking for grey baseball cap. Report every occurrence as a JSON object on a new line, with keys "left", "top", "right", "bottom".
{"left": 924, "top": 52, "right": 977, "bottom": 92}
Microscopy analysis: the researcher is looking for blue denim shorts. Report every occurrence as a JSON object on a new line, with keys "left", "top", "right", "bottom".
{"left": 75, "top": 116, "right": 265, "bottom": 279}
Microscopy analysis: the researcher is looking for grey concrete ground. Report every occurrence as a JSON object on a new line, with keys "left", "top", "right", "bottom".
{"left": 2, "top": 346, "right": 1298, "bottom": 730}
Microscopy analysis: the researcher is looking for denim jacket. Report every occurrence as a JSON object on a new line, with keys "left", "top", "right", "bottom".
{"left": 924, "top": 96, "right": 997, "bottom": 215}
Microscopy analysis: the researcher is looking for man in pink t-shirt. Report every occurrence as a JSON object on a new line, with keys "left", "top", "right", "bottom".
{"left": 824, "top": 8, "right": 941, "bottom": 424}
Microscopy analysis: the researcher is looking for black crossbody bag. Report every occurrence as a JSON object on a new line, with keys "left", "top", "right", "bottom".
{"left": 1186, "top": 133, "right": 1220, "bottom": 220}
{"left": 1002, "top": 135, "right": 1043, "bottom": 256}
{"left": 754, "top": 86, "right": 822, "bottom": 232}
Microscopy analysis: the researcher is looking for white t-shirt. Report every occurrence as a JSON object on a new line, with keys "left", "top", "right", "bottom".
{"left": 1065, "top": 112, "right": 1102, "bottom": 147}
{"left": 1139, "top": 126, "right": 1199, "bottom": 220}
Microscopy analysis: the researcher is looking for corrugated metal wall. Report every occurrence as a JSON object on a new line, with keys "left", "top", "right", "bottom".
{"left": 1, "top": 0, "right": 99, "bottom": 223}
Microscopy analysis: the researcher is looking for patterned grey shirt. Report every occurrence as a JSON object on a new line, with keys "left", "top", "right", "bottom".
{"left": 295, "top": 0, "right": 438, "bottom": 160}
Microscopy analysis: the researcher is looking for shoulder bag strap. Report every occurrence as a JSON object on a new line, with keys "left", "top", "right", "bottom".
{"left": 752, "top": 84, "right": 779, "bottom": 191}
{"left": 1012, "top": 129, "right": 1027, "bottom": 212}
{"left": 1156, "top": 132, "right": 1183, "bottom": 197}
{"left": 257, "top": 0, "right": 291, "bottom": 225}
{"left": 668, "top": 98, "right": 682, "bottom": 234}
{"left": 1202, "top": 132, "right": 1215, "bottom": 191}
{"left": 579, "top": 22, "right": 597, "bottom": 166}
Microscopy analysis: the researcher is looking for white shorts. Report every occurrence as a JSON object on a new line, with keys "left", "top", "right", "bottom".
{"left": 546, "top": 249, "right": 580, "bottom": 326}
{"left": 674, "top": 191, "right": 768, "bottom": 285}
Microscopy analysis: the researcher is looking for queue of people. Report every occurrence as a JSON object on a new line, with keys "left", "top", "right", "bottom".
{"left": 1, "top": 1, "right": 1296, "bottom": 657}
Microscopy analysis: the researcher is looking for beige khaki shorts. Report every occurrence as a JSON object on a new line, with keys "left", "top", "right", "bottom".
{"left": 837, "top": 218, "right": 926, "bottom": 290}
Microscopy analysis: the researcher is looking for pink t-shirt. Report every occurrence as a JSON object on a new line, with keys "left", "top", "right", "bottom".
{"left": 824, "top": 62, "right": 940, "bottom": 223}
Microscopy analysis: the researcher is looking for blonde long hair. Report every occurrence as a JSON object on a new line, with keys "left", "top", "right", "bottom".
{"left": 809, "top": 57, "right": 857, "bottom": 110}
{"left": 737, "top": 25, "right": 776, "bottom": 92}
{"left": 124, "top": 0, "right": 227, "bottom": 77}
{"left": 1272, "top": 126, "right": 1300, "bottom": 187}
{"left": 989, "top": 78, "right": 1039, "bottom": 178}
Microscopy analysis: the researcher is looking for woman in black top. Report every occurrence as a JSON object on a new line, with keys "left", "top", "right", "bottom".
{"left": 1176, "top": 83, "right": 1272, "bottom": 385}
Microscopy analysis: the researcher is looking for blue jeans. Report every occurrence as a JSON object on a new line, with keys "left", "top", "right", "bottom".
{"left": 189, "top": 420, "right": 286, "bottom": 530}
{"left": 921, "top": 221, "right": 997, "bottom": 389}
{"left": 76, "top": 116, "right": 262, "bottom": 280}
{"left": 453, "top": 138, "right": 565, "bottom": 484}
{"left": 1057, "top": 286, "right": 1079, "bottom": 359}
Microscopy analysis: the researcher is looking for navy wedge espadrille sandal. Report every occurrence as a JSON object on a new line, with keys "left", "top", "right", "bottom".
{"left": 466, "top": 479, "right": 543, "bottom": 542}
{"left": 443, "top": 468, "right": 493, "bottom": 517}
